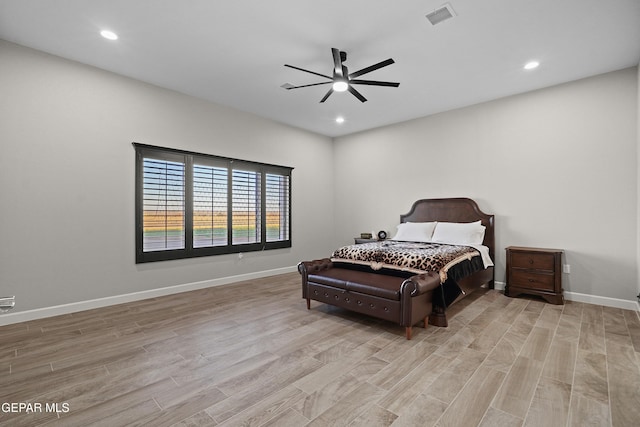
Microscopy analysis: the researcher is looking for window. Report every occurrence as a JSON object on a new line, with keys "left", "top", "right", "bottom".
{"left": 134, "top": 143, "right": 292, "bottom": 263}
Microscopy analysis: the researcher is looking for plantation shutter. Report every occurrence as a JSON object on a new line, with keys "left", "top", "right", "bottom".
{"left": 265, "top": 173, "right": 290, "bottom": 242}
{"left": 231, "top": 168, "right": 261, "bottom": 245}
{"left": 193, "top": 163, "right": 228, "bottom": 248}
{"left": 135, "top": 143, "right": 292, "bottom": 263}
{"left": 141, "top": 157, "right": 185, "bottom": 252}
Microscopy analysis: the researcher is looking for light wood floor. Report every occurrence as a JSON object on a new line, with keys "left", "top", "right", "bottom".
{"left": 1, "top": 272, "right": 640, "bottom": 427}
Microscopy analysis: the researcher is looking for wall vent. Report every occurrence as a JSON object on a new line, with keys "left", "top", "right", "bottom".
{"left": 426, "top": 3, "right": 456, "bottom": 25}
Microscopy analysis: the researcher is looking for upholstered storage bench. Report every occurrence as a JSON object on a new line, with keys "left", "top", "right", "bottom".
{"left": 298, "top": 258, "right": 441, "bottom": 339}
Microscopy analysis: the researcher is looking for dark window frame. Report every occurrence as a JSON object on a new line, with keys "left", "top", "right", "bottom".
{"left": 134, "top": 143, "right": 292, "bottom": 263}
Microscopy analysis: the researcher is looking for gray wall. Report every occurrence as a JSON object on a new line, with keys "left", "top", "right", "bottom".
{"left": 333, "top": 67, "right": 638, "bottom": 302}
{"left": 1, "top": 39, "right": 638, "bottom": 318}
{"left": 637, "top": 64, "right": 640, "bottom": 303}
{"left": 0, "top": 40, "right": 335, "bottom": 313}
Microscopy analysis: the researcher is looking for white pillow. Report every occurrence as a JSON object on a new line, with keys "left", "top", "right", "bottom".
{"left": 392, "top": 222, "right": 437, "bottom": 242}
{"left": 432, "top": 221, "right": 485, "bottom": 245}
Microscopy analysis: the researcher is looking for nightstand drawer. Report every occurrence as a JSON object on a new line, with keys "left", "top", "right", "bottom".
{"left": 510, "top": 270, "right": 555, "bottom": 291}
{"left": 510, "top": 252, "right": 555, "bottom": 271}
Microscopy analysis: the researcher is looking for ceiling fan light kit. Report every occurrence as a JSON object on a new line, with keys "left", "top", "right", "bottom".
{"left": 332, "top": 80, "right": 348, "bottom": 92}
{"left": 283, "top": 48, "right": 399, "bottom": 103}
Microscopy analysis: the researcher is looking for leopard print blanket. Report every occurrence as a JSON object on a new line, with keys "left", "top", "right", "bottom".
{"left": 331, "top": 241, "right": 479, "bottom": 282}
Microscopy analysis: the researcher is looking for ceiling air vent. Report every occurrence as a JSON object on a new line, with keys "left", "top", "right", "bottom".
{"left": 426, "top": 3, "right": 456, "bottom": 25}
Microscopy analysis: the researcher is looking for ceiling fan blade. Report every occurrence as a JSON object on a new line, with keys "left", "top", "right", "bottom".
{"left": 349, "top": 79, "right": 400, "bottom": 87}
{"left": 284, "top": 64, "right": 332, "bottom": 80}
{"left": 331, "top": 48, "right": 343, "bottom": 78}
{"left": 319, "top": 88, "right": 334, "bottom": 103}
{"left": 348, "top": 85, "right": 367, "bottom": 103}
{"left": 349, "top": 58, "right": 395, "bottom": 79}
{"left": 283, "top": 81, "right": 332, "bottom": 90}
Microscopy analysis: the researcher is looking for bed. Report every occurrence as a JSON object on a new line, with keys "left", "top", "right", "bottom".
{"left": 298, "top": 197, "right": 495, "bottom": 338}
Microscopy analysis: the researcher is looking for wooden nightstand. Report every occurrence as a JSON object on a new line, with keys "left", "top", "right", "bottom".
{"left": 505, "top": 246, "right": 564, "bottom": 304}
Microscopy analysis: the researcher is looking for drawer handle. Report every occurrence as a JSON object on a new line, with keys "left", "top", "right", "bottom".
{"left": 528, "top": 279, "right": 535, "bottom": 282}
{"left": 528, "top": 259, "right": 534, "bottom": 264}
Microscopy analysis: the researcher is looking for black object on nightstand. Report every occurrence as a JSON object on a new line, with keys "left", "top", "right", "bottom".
{"left": 505, "top": 246, "right": 564, "bottom": 304}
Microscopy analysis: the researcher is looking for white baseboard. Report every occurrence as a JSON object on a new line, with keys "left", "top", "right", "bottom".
{"left": 2, "top": 272, "right": 636, "bottom": 327}
{"left": 494, "top": 281, "right": 639, "bottom": 311}
{"left": 564, "top": 291, "right": 639, "bottom": 311}
{"left": 494, "top": 281, "right": 506, "bottom": 291}
{"left": 0, "top": 266, "right": 297, "bottom": 326}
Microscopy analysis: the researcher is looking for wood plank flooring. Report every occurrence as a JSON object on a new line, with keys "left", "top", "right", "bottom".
{"left": 1, "top": 272, "right": 640, "bottom": 426}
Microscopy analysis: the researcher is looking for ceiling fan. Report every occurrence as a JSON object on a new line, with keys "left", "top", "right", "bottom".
{"left": 283, "top": 48, "right": 399, "bottom": 103}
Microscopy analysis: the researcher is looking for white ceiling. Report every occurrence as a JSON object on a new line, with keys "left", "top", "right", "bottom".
{"left": 1, "top": 0, "right": 639, "bottom": 137}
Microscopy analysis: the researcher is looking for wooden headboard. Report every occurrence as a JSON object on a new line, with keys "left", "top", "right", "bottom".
{"left": 400, "top": 198, "right": 495, "bottom": 260}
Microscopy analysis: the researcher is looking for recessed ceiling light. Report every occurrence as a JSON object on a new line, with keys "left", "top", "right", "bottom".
{"left": 100, "top": 30, "right": 118, "bottom": 41}
{"left": 335, "top": 116, "right": 345, "bottom": 124}
{"left": 524, "top": 61, "right": 539, "bottom": 70}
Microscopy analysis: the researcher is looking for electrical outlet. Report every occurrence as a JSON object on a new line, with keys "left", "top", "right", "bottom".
{"left": 563, "top": 264, "right": 571, "bottom": 274}
{"left": 0, "top": 296, "right": 15, "bottom": 312}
